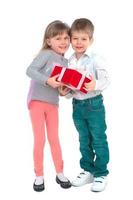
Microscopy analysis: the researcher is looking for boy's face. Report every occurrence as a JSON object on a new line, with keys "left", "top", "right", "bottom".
{"left": 71, "top": 31, "right": 93, "bottom": 55}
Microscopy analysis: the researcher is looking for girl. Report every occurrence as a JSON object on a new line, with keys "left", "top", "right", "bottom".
{"left": 26, "top": 20, "right": 71, "bottom": 192}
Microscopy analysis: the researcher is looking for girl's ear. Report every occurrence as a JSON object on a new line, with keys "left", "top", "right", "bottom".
{"left": 46, "top": 38, "right": 51, "bottom": 46}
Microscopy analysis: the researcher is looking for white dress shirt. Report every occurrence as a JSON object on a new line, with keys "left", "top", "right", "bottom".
{"left": 68, "top": 50, "right": 110, "bottom": 100}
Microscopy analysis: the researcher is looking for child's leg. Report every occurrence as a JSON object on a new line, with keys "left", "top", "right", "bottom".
{"left": 72, "top": 100, "right": 95, "bottom": 173}
{"left": 45, "top": 103, "right": 71, "bottom": 188}
{"left": 88, "top": 95, "right": 109, "bottom": 177}
{"left": 73, "top": 118, "right": 95, "bottom": 172}
{"left": 29, "top": 101, "right": 46, "bottom": 177}
{"left": 45, "top": 104, "right": 63, "bottom": 173}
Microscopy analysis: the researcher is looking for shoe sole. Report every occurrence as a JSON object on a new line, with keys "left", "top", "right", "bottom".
{"left": 56, "top": 177, "right": 71, "bottom": 189}
{"left": 91, "top": 182, "right": 107, "bottom": 192}
{"left": 33, "top": 183, "right": 45, "bottom": 192}
{"left": 72, "top": 179, "right": 93, "bottom": 187}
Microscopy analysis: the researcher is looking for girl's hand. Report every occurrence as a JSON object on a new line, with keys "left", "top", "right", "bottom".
{"left": 47, "top": 75, "right": 61, "bottom": 88}
{"left": 58, "top": 85, "right": 71, "bottom": 96}
{"left": 83, "top": 74, "right": 96, "bottom": 92}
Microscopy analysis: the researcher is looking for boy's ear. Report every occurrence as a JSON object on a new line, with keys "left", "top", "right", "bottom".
{"left": 90, "top": 38, "right": 94, "bottom": 45}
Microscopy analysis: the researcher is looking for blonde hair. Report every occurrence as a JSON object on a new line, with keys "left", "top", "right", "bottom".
{"left": 41, "top": 20, "right": 70, "bottom": 50}
{"left": 70, "top": 18, "right": 94, "bottom": 39}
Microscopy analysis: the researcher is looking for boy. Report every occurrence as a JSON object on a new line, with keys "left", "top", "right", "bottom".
{"left": 64, "top": 18, "right": 110, "bottom": 192}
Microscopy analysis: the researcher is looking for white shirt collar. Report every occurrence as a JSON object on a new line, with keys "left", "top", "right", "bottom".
{"left": 84, "top": 48, "right": 93, "bottom": 57}
{"left": 70, "top": 48, "right": 92, "bottom": 61}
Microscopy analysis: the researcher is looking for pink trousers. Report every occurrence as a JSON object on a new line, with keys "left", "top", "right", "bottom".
{"left": 29, "top": 100, "right": 63, "bottom": 176}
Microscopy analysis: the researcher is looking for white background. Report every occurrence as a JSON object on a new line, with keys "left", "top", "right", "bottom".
{"left": 0, "top": 0, "right": 133, "bottom": 199}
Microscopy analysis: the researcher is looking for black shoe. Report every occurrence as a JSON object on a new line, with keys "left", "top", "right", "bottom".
{"left": 56, "top": 176, "right": 71, "bottom": 189}
{"left": 33, "top": 181, "right": 45, "bottom": 192}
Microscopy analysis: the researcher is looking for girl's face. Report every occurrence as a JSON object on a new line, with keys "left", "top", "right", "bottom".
{"left": 71, "top": 31, "right": 93, "bottom": 57}
{"left": 47, "top": 32, "right": 70, "bottom": 55}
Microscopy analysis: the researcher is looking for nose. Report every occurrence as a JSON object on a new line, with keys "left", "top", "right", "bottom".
{"left": 77, "top": 39, "right": 81, "bottom": 44}
{"left": 61, "top": 39, "right": 67, "bottom": 44}
{"left": 61, "top": 40, "right": 66, "bottom": 44}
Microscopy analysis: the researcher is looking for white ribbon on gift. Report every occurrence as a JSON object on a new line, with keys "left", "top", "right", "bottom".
{"left": 76, "top": 74, "right": 86, "bottom": 90}
{"left": 57, "top": 67, "right": 88, "bottom": 90}
{"left": 57, "top": 67, "right": 67, "bottom": 81}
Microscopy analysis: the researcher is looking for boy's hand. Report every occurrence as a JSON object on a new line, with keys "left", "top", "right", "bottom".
{"left": 83, "top": 74, "right": 96, "bottom": 92}
{"left": 47, "top": 74, "right": 61, "bottom": 88}
{"left": 58, "top": 85, "right": 71, "bottom": 96}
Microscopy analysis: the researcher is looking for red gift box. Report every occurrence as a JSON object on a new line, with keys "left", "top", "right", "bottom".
{"left": 50, "top": 65, "right": 91, "bottom": 93}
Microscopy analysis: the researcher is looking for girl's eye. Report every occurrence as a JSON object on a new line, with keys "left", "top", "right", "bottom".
{"left": 65, "top": 37, "right": 69, "bottom": 40}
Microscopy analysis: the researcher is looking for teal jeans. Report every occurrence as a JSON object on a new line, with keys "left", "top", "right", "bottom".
{"left": 72, "top": 94, "right": 109, "bottom": 177}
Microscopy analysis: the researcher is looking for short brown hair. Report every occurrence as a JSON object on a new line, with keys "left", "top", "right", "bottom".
{"left": 70, "top": 18, "right": 94, "bottom": 39}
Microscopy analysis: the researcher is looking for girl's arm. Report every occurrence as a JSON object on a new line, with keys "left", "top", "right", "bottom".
{"left": 26, "top": 51, "right": 51, "bottom": 85}
{"left": 58, "top": 85, "right": 71, "bottom": 96}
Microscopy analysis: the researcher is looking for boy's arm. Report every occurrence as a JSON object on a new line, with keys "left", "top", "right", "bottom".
{"left": 94, "top": 55, "right": 110, "bottom": 91}
{"left": 84, "top": 55, "right": 110, "bottom": 92}
{"left": 26, "top": 51, "right": 51, "bottom": 85}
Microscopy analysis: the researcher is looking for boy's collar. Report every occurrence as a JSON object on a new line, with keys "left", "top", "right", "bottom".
{"left": 72, "top": 49, "right": 92, "bottom": 59}
{"left": 84, "top": 49, "right": 92, "bottom": 57}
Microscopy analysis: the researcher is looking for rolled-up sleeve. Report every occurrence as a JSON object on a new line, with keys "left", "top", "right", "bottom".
{"left": 94, "top": 55, "right": 110, "bottom": 91}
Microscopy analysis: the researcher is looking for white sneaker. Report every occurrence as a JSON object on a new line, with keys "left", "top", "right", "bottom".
{"left": 72, "top": 171, "right": 93, "bottom": 187}
{"left": 91, "top": 176, "right": 107, "bottom": 192}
